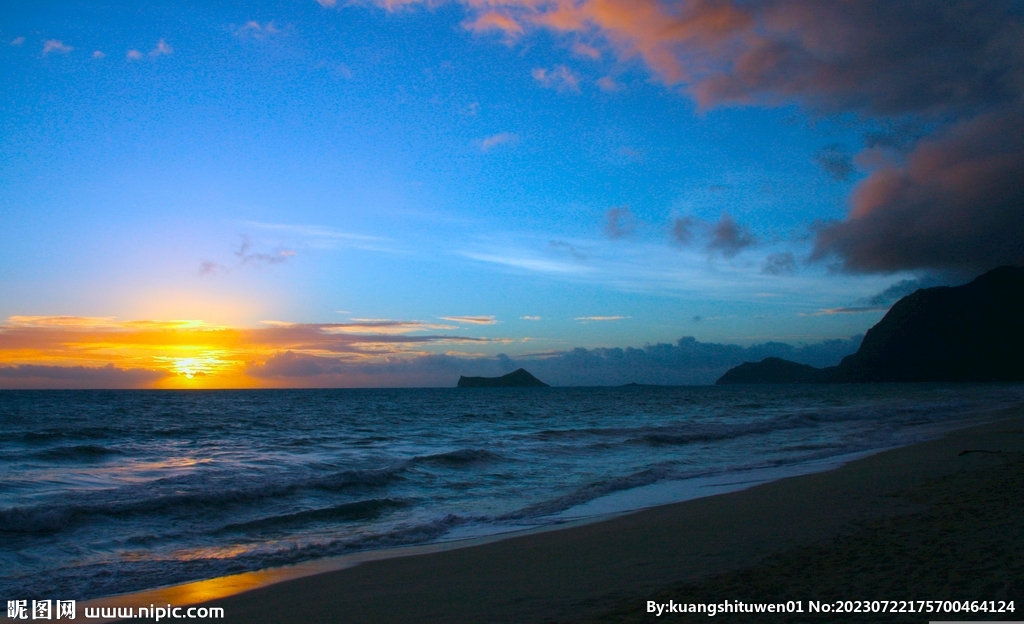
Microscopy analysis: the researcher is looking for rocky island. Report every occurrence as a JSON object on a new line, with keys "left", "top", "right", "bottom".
{"left": 457, "top": 368, "right": 550, "bottom": 388}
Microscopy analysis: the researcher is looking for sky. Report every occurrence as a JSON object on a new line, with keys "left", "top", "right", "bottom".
{"left": 1, "top": 0, "right": 1022, "bottom": 388}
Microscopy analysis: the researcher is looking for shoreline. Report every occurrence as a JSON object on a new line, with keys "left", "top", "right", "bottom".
{"left": 80, "top": 408, "right": 1024, "bottom": 622}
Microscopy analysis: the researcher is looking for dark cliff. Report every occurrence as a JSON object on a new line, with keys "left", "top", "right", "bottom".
{"left": 716, "top": 266, "right": 1024, "bottom": 384}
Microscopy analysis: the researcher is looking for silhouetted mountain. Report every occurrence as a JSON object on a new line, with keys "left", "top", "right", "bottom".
{"left": 716, "top": 266, "right": 1024, "bottom": 384}
{"left": 457, "top": 368, "right": 550, "bottom": 388}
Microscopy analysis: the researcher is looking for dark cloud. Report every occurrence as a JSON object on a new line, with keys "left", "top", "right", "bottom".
{"left": 692, "top": 0, "right": 1024, "bottom": 117}
{"left": 247, "top": 351, "right": 346, "bottom": 378}
{"left": 605, "top": 205, "right": 636, "bottom": 239}
{"left": 813, "top": 108, "right": 1024, "bottom": 273}
{"left": 236, "top": 236, "right": 293, "bottom": 265}
{"left": 707, "top": 214, "right": 755, "bottom": 257}
{"left": 548, "top": 240, "right": 587, "bottom": 260}
{"left": 813, "top": 144, "right": 855, "bottom": 181}
{"left": 0, "top": 364, "right": 168, "bottom": 389}
{"left": 671, "top": 216, "right": 696, "bottom": 245}
{"left": 198, "top": 261, "right": 225, "bottom": 276}
{"left": 863, "top": 275, "right": 950, "bottom": 306}
{"left": 762, "top": 252, "right": 797, "bottom": 275}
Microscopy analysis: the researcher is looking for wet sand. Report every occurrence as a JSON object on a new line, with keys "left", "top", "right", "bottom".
{"left": 90, "top": 410, "right": 1024, "bottom": 623}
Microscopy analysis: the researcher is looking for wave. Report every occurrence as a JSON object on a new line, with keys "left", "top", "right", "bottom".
{"left": 216, "top": 498, "right": 410, "bottom": 534}
{"left": 409, "top": 448, "right": 504, "bottom": 467}
{"left": 30, "top": 445, "right": 123, "bottom": 461}
{"left": 0, "top": 466, "right": 406, "bottom": 534}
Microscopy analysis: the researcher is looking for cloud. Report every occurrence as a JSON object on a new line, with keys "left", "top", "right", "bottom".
{"left": 235, "top": 236, "right": 294, "bottom": 265}
{"left": 572, "top": 42, "right": 601, "bottom": 59}
{"left": 247, "top": 351, "right": 346, "bottom": 378}
{"left": 126, "top": 49, "right": 143, "bottom": 60}
{"left": 355, "top": 0, "right": 1023, "bottom": 274}
{"left": 707, "top": 214, "right": 755, "bottom": 257}
{"left": 813, "top": 108, "right": 1024, "bottom": 273}
{"left": 596, "top": 76, "right": 624, "bottom": 92}
{"left": 863, "top": 276, "right": 949, "bottom": 306}
{"left": 532, "top": 65, "right": 581, "bottom": 93}
{"left": 11, "top": 37, "right": 25, "bottom": 46}
{"left": 670, "top": 216, "right": 696, "bottom": 246}
{"left": 520, "top": 316, "right": 542, "bottom": 321}
{"left": 42, "top": 40, "right": 72, "bottom": 55}
{"left": 480, "top": 132, "right": 518, "bottom": 152}
{"left": 762, "top": 252, "right": 797, "bottom": 275}
{"left": 199, "top": 261, "right": 227, "bottom": 276}
{"left": 92, "top": 50, "right": 106, "bottom": 59}
{"left": 150, "top": 39, "right": 173, "bottom": 57}
{"left": 605, "top": 205, "right": 636, "bottom": 239}
{"left": 548, "top": 239, "right": 587, "bottom": 261}
{"left": 235, "top": 21, "right": 282, "bottom": 39}
{"left": 574, "top": 316, "right": 629, "bottom": 322}
{"left": 0, "top": 364, "right": 168, "bottom": 389}
{"left": 0, "top": 315, "right": 504, "bottom": 388}
{"left": 316, "top": 0, "right": 337, "bottom": 6}
{"left": 438, "top": 316, "right": 498, "bottom": 325}
{"left": 814, "top": 144, "right": 856, "bottom": 181}
{"left": 464, "top": 12, "right": 524, "bottom": 40}
{"left": 805, "top": 306, "right": 890, "bottom": 316}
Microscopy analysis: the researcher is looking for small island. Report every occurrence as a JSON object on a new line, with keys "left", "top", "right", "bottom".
{"left": 457, "top": 368, "right": 549, "bottom": 388}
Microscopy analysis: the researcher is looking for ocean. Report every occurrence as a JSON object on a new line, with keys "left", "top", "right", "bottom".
{"left": 1, "top": 384, "right": 1022, "bottom": 601}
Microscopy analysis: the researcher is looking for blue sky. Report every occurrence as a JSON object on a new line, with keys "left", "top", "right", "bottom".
{"left": 2, "top": 0, "right": 1020, "bottom": 387}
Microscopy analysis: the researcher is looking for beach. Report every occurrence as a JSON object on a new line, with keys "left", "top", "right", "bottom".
{"left": 82, "top": 408, "right": 1024, "bottom": 623}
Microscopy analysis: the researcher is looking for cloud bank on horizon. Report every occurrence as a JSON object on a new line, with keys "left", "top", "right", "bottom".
{"left": 0, "top": 315, "right": 861, "bottom": 388}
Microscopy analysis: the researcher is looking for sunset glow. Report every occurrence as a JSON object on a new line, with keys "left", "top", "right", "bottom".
{"left": 2, "top": 0, "right": 1021, "bottom": 388}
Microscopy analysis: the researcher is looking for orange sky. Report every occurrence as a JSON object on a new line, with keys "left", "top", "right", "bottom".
{"left": 0, "top": 316, "right": 506, "bottom": 389}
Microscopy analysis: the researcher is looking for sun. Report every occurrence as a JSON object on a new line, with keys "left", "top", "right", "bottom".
{"left": 155, "top": 352, "right": 232, "bottom": 380}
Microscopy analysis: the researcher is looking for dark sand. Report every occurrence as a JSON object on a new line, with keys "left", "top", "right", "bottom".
{"left": 93, "top": 411, "right": 1024, "bottom": 623}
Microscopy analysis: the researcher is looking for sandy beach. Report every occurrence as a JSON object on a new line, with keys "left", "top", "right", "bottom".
{"left": 85, "top": 409, "right": 1024, "bottom": 623}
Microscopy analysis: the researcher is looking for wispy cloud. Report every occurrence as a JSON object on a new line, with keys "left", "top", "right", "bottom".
{"left": 464, "top": 11, "right": 524, "bottom": 41}
{"left": 572, "top": 42, "right": 601, "bottom": 59}
{"left": 42, "top": 40, "right": 72, "bottom": 55}
{"left": 150, "top": 39, "right": 173, "bottom": 57}
{"left": 10, "top": 36, "right": 25, "bottom": 46}
{"left": 803, "top": 306, "right": 890, "bottom": 316}
{"left": 532, "top": 65, "right": 580, "bottom": 93}
{"left": 480, "top": 132, "right": 518, "bottom": 152}
{"left": 92, "top": 50, "right": 106, "bottom": 59}
{"left": 574, "top": 315, "right": 630, "bottom": 322}
{"left": 240, "top": 221, "right": 398, "bottom": 254}
{"left": 520, "top": 316, "right": 542, "bottom": 321}
{"left": 596, "top": 76, "right": 623, "bottom": 92}
{"left": 461, "top": 250, "right": 592, "bottom": 276}
{"left": 439, "top": 316, "right": 498, "bottom": 325}
{"left": 235, "top": 236, "right": 294, "bottom": 266}
{"left": 126, "top": 49, "right": 143, "bottom": 60}
{"left": 235, "top": 21, "right": 282, "bottom": 39}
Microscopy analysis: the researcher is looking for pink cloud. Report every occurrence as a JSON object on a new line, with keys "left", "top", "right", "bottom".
{"left": 42, "top": 40, "right": 73, "bottom": 55}
{"left": 532, "top": 65, "right": 580, "bottom": 93}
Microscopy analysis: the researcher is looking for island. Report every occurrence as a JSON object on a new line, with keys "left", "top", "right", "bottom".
{"left": 717, "top": 265, "right": 1024, "bottom": 384}
{"left": 456, "top": 368, "right": 550, "bottom": 388}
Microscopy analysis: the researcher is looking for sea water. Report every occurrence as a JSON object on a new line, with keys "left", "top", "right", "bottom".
{"left": 1, "top": 384, "right": 1022, "bottom": 600}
